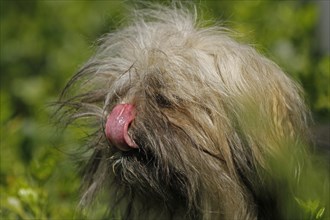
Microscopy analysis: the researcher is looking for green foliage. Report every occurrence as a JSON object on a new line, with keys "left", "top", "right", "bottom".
{"left": 0, "top": 1, "right": 329, "bottom": 219}
{"left": 295, "top": 198, "right": 326, "bottom": 220}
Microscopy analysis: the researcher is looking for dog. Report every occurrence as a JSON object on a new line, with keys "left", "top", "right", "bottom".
{"left": 57, "top": 5, "right": 310, "bottom": 220}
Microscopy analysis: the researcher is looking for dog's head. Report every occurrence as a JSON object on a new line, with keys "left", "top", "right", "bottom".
{"left": 58, "top": 5, "right": 309, "bottom": 219}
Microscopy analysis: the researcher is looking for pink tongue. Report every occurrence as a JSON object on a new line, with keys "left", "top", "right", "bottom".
{"left": 105, "top": 104, "right": 138, "bottom": 151}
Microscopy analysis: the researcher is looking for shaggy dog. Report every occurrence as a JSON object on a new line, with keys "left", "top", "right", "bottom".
{"left": 58, "top": 5, "right": 309, "bottom": 220}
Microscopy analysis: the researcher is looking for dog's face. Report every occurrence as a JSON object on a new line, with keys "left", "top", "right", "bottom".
{"left": 59, "top": 6, "right": 308, "bottom": 220}
{"left": 100, "top": 48, "right": 233, "bottom": 212}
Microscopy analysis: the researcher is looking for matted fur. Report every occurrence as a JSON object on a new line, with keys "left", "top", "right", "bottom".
{"left": 58, "top": 5, "right": 309, "bottom": 220}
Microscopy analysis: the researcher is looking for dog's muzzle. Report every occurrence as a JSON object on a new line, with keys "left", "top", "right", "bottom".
{"left": 105, "top": 104, "right": 138, "bottom": 151}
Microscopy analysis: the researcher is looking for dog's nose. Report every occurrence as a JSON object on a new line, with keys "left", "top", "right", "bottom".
{"left": 105, "top": 104, "right": 138, "bottom": 151}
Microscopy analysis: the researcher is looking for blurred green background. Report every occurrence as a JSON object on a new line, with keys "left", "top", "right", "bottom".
{"left": 1, "top": 0, "right": 329, "bottom": 219}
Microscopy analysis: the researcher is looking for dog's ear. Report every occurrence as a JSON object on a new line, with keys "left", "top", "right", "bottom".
{"left": 254, "top": 58, "right": 309, "bottom": 147}
{"left": 211, "top": 44, "right": 309, "bottom": 163}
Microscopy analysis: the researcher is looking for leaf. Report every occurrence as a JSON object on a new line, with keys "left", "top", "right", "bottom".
{"left": 316, "top": 207, "right": 325, "bottom": 219}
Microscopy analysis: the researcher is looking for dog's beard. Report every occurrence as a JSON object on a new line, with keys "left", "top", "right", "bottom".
{"left": 107, "top": 112, "right": 204, "bottom": 218}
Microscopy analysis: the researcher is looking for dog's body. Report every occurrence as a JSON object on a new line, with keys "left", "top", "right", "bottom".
{"left": 58, "top": 5, "right": 309, "bottom": 220}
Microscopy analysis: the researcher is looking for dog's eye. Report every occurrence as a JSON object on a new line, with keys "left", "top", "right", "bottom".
{"left": 155, "top": 94, "right": 172, "bottom": 108}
